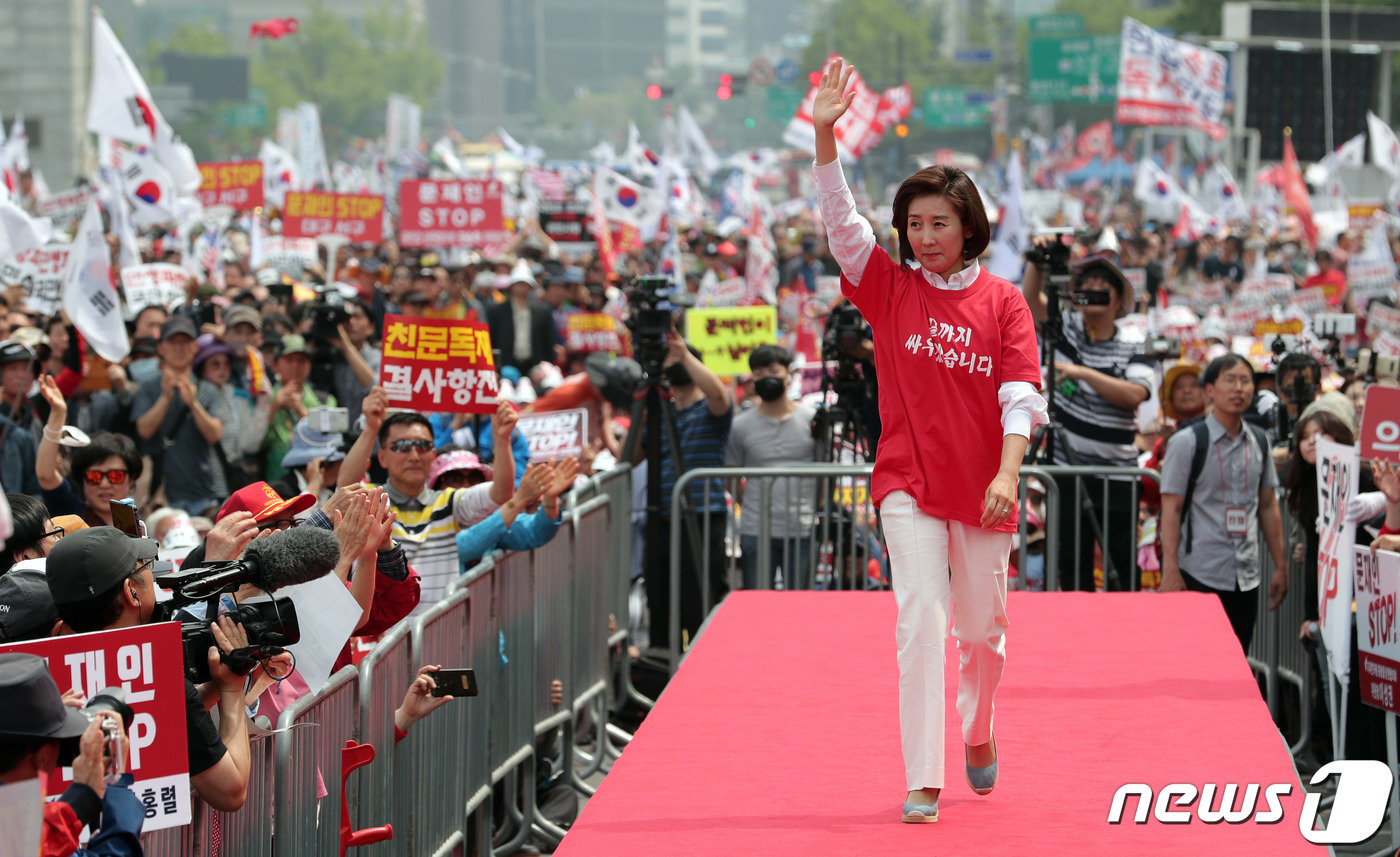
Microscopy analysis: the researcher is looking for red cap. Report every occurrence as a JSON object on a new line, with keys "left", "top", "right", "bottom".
{"left": 216, "top": 481, "right": 317, "bottom": 523}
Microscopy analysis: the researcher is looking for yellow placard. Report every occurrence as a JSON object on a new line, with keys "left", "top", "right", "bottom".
{"left": 686, "top": 306, "right": 778, "bottom": 376}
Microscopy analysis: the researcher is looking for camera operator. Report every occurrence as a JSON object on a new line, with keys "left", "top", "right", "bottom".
{"left": 44, "top": 529, "right": 252, "bottom": 812}
{"left": 328, "top": 297, "right": 379, "bottom": 427}
{"left": 1023, "top": 251, "right": 1154, "bottom": 591}
{"left": 0, "top": 653, "right": 144, "bottom": 856}
{"left": 1270, "top": 351, "right": 1321, "bottom": 470}
{"left": 634, "top": 327, "right": 734, "bottom": 650}
{"left": 825, "top": 300, "right": 882, "bottom": 456}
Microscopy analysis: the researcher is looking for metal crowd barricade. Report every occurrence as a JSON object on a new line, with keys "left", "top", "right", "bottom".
{"left": 355, "top": 619, "right": 414, "bottom": 857}
{"left": 273, "top": 665, "right": 360, "bottom": 857}
{"left": 139, "top": 801, "right": 201, "bottom": 857}
{"left": 531, "top": 520, "right": 575, "bottom": 844}
{"left": 569, "top": 494, "right": 615, "bottom": 791}
{"left": 205, "top": 734, "right": 276, "bottom": 857}
{"left": 667, "top": 464, "right": 880, "bottom": 672}
{"left": 489, "top": 549, "right": 538, "bottom": 854}
{"left": 1024, "top": 464, "right": 1161, "bottom": 592}
{"left": 411, "top": 562, "right": 493, "bottom": 857}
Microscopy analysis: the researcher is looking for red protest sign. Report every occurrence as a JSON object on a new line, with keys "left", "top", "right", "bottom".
{"left": 516, "top": 408, "right": 588, "bottom": 461}
{"left": 564, "top": 312, "right": 622, "bottom": 354}
{"left": 196, "top": 161, "right": 264, "bottom": 210}
{"left": 0, "top": 622, "right": 192, "bottom": 831}
{"left": 398, "top": 179, "right": 509, "bottom": 249}
{"left": 282, "top": 192, "right": 385, "bottom": 243}
{"left": 1360, "top": 385, "right": 1400, "bottom": 463}
{"left": 379, "top": 314, "right": 499, "bottom": 413}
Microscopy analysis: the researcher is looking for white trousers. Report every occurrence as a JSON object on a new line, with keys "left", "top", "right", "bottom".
{"left": 883, "top": 490, "right": 1010, "bottom": 791}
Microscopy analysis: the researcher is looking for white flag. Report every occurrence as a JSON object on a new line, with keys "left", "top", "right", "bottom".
{"left": 0, "top": 195, "right": 48, "bottom": 259}
{"left": 86, "top": 11, "right": 200, "bottom": 198}
{"left": 2, "top": 114, "right": 28, "bottom": 173}
{"left": 296, "top": 103, "right": 331, "bottom": 190}
{"left": 625, "top": 122, "right": 659, "bottom": 185}
{"left": 63, "top": 200, "right": 129, "bottom": 362}
{"left": 113, "top": 144, "right": 178, "bottom": 227}
{"left": 96, "top": 162, "right": 141, "bottom": 270}
{"left": 678, "top": 107, "right": 720, "bottom": 182}
{"left": 1134, "top": 159, "right": 1186, "bottom": 223}
{"left": 430, "top": 136, "right": 465, "bottom": 178}
{"left": 592, "top": 167, "right": 664, "bottom": 232}
{"left": 1200, "top": 161, "right": 1248, "bottom": 222}
{"left": 1322, "top": 132, "right": 1367, "bottom": 173}
{"left": 986, "top": 151, "right": 1028, "bottom": 283}
{"left": 1369, "top": 112, "right": 1400, "bottom": 178}
{"left": 259, "top": 139, "right": 301, "bottom": 209}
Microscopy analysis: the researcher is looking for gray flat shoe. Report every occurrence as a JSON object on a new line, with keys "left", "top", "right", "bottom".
{"left": 901, "top": 799, "right": 939, "bottom": 823}
{"left": 965, "top": 735, "right": 998, "bottom": 795}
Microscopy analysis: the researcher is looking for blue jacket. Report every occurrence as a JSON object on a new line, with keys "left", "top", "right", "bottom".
{"left": 456, "top": 505, "right": 563, "bottom": 569}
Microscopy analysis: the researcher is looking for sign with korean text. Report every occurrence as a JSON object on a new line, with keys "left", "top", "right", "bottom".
{"left": 1356, "top": 545, "right": 1400, "bottom": 714}
{"left": 36, "top": 186, "right": 95, "bottom": 230}
{"left": 1116, "top": 18, "right": 1228, "bottom": 140}
{"left": 398, "top": 179, "right": 508, "bottom": 249}
{"left": 922, "top": 87, "right": 987, "bottom": 129}
{"left": 1375, "top": 330, "right": 1400, "bottom": 358}
{"left": 0, "top": 622, "right": 192, "bottom": 831}
{"left": 261, "top": 235, "right": 318, "bottom": 277}
{"left": 1360, "top": 386, "right": 1400, "bottom": 464}
{"left": 379, "top": 314, "right": 498, "bottom": 414}
{"left": 1028, "top": 35, "right": 1120, "bottom": 104}
{"left": 697, "top": 276, "right": 746, "bottom": 308}
{"left": 1029, "top": 13, "right": 1083, "bottom": 34}
{"left": 1224, "top": 304, "right": 1266, "bottom": 336}
{"left": 537, "top": 200, "right": 595, "bottom": 253}
{"left": 1194, "top": 278, "right": 1226, "bottom": 308}
{"left": 564, "top": 312, "right": 622, "bottom": 354}
{"left": 1293, "top": 286, "right": 1329, "bottom": 316}
{"left": 516, "top": 408, "right": 588, "bottom": 461}
{"left": 196, "top": 161, "right": 264, "bottom": 210}
{"left": 282, "top": 192, "right": 385, "bottom": 243}
{"left": 1371, "top": 302, "right": 1400, "bottom": 336}
{"left": 0, "top": 244, "right": 71, "bottom": 316}
{"left": 1253, "top": 318, "right": 1304, "bottom": 337}
{"left": 1316, "top": 438, "right": 1359, "bottom": 683}
{"left": 687, "top": 305, "right": 778, "bottom": 375}
{"left": 121, "top": 263, "right": 188, "bottom": 311}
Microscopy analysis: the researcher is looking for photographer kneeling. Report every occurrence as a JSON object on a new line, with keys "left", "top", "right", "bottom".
{"left": 1023, "top": 251, "right": 1153, "bottom": 591}
{"left": 44, "top": 529, "right": 252, "bottom": 812}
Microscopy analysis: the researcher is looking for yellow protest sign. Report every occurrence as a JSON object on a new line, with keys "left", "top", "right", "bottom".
{"left": 686, "top": 306, "right": 778, "bottom": 375}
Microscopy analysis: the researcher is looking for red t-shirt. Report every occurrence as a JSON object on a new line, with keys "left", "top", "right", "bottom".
{"left": 1304, "top": 269, "right": 1347, "bottom": 305}
{"left": 843, "top": 254, "right": 1042, "bottom": 532}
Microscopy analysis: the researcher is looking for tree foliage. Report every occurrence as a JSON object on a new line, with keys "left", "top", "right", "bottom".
{"left": 252, "top": 2, "right": 443, "bottom": 149}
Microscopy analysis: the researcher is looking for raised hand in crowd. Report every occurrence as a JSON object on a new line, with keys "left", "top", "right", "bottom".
{"left": 205, "top": 511, "right": 263, "bottom": 562}
{"left": 812, "top": 56, "right": 855, "bottom": 130}
{"left": 176, "top": 373, "right": 200, "bottom": 409}
{"left": 106, "top": 362, "right": 129, "bottom": 393}
{"left": 542, "top": 456, "right": 580, "bottom": 519}
{"left": 394, "top": 665, "right": 456, "bottom": 735}
{"left": 362, "top": 386, "right": 389, "bottom": 432}
{"left": 499, "top": 461, "right": 552, "bottom": 529}
{"left": 489, "top": 400, "right": 520, "bottom": 504}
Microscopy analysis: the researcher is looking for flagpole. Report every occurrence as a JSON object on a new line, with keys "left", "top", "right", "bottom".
{"left": 1321, "top": 0, "right": 1334, "bottom": 154}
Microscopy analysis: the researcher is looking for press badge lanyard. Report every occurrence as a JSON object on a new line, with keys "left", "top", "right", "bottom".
{"left": 1217, "top": 436, "right": 1249, "bottom": 539}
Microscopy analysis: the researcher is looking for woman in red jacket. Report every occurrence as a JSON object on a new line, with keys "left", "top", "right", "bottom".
{"left": 813, "top": 58, "right": 1047, "bottom": 824}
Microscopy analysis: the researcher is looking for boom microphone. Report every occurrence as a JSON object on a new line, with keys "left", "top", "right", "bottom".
{"left": 158, "top": 526, "right": 342, "bottom": 603}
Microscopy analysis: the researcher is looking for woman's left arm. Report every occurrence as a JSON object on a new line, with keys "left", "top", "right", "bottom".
{"left": 982, "top": 434, "right": 1029, "bottom": 529}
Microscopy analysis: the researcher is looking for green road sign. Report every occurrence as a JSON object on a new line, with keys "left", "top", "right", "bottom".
{"left": 922, "top": 87, "right": 987, "bottom": 129}
{"left": 1027, "top": 35, "right": 1119, "bottom": 104}
{"left": 1028, "top": 14, "right": 1083, "bottom": 34}
{"left": 766, "top": 86, "right": 804, "bottom": 121}
{"left": 217, "top": 102, "right": 267, "bottom": 128}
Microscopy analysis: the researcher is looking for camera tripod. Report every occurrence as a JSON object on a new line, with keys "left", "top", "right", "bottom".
{"left": 1026, "top": 261, "right": 1121, "bottom": 591}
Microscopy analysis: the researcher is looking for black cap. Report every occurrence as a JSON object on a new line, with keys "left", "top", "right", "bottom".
{"left": 46, "top": 528, "right": 158, "bottom": 605}
{"left": 0, "top": 653, "right": 89, "bottom": 743}
{"left": 160, "top": 315, "right": 199, "bottom": 342}
{"left": 0, "top": 568, "right": 57, "bottom": 642}
{"left": 0, "top": 340, "right": 35, "bottom": 366}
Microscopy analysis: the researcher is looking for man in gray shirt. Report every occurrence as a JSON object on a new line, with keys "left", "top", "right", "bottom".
{"left": 1159, "top": 353, "right": 1288, "bottom": 651}
{"left": 725, "top": 346, "right": 818, "bottom": 590}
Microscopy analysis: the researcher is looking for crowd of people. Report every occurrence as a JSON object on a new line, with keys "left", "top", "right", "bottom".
{"left": 0, "top": 111, "right": 1397, "bottom": 848}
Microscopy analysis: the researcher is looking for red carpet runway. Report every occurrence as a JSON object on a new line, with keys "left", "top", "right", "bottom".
{"left": 556, "top": 591, "right": 1324, "bottom": 856}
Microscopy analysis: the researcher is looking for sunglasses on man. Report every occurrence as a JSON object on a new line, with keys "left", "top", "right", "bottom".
{"left": 387, "top": 438, "right": 433, "bottom": 454}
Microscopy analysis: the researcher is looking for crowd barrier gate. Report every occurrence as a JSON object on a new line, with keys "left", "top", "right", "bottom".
{"left": 138, "top": 460, "right": 1333, "bottom": 855}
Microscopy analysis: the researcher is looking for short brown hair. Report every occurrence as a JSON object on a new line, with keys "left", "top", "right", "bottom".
{"left": 890, "top": 166, "right": 990, "bottom": 266}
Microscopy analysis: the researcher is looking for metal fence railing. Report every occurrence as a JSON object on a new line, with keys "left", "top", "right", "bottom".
{"left": 135, "top": 459, "right": 1334, "bottom": 854}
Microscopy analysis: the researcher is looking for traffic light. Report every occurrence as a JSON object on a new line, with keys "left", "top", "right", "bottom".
{"left": 895, "top": 123, "right": 909, "bottom": 138}
{"left": 716, "top": 73, "right": 749, "bottom": 101}
{"left": 646, "top": 84, "right": 673, "bottom": 100}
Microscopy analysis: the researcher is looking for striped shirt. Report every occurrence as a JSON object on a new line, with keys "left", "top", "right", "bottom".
{"left": 650, "top": 397, "right": 733, "bottom": 516}
{"left": 1051, "top": 311, "right": 1153, "bottom": 467}
{"left": 380, "top": 481, "right": 498, "bottom": 610}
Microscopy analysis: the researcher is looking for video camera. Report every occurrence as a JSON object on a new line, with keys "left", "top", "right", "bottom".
{"left": 623, "top": 275, "right": 694, "bottom": 375}
{"left": 153, "top": 526, "right": 340, "bottom": 684}
{"left": 307, "top": 285, "right": 350, "bottom": 342}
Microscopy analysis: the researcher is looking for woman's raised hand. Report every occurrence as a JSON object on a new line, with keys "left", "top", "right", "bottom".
{"left": 812, "top": 57, "right": 856, "bottom": 128}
